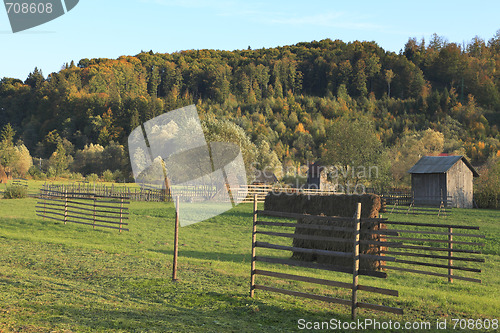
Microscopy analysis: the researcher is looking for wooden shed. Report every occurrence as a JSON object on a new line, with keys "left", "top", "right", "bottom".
{"left": 408, "top": 155, "right": 479, "bottom": 208}
{"left": 306, "top": 162, "right": 325, "bottom": 189}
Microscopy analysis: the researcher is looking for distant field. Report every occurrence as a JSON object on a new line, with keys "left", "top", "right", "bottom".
{"left": 0, "top": 192, "right": 498, "bottom": 332}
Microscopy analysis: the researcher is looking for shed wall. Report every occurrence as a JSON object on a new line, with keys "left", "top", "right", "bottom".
{"left": 447, "top": 161, "right": 474, "bottom": 208}
{"left": 411, "top": 173, "right": 446, "bottom": 206}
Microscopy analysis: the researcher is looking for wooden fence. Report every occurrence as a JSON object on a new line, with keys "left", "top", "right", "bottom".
{"left": 36, "top": 185, "right": 130, "bottom": 232}
{"left": 11, "top": 178, "right": 28, "bottom": 188}
{"left": 381, "top": 190, "right": 413, "bottom": 206}
{"left": 387, "top": 196, "right": 453, "bottom": 218}
{"left": 382, "top": 220, "right": 484, "bottom": 283}
{"left": 240, "top": 185, "right": 339, "bottom": 203}
{"left": 250, "top": 197, "right": 403, "bottom": 319}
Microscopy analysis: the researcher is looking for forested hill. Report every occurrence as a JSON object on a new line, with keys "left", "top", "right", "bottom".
{"left": 1, "top": 33, "right": 500, "bottom": 171}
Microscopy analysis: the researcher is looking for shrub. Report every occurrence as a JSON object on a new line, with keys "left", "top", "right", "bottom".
{"left": 102, "top": 169, "right": 115, "bottom": 182}
{"left": 86, "top": 173, "right": 99, "bottom": 183}
{"left": 47, "top": 166, "right": 58, "bottom": 179}
{"left": 28, "top": 165, "right": 42, "bottom": 178}
{"left": 69, "top": 172, "right": 84, "bottom": 181}
{"left": 3, "top": 185, "right": 28, "bottom": 199}
{"left": 36, "top": 172, "right": 47, "bottom": 180}
{"left": 112, "top": 170, "right": 124, "bottom": 183}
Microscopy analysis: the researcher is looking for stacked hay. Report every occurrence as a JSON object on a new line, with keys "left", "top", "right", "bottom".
{"left": 265, "top": 193, "right": 386, "bottom": 271}
{"left": 264, "top": 193, "right": 383, "bottom": 218}
{"left": 291, "top": 217, "right": 386, "bottom": 270}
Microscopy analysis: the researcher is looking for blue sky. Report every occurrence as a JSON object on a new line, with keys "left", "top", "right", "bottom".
{"left": 1, "top": 0, "right": 499, "bottom": 80}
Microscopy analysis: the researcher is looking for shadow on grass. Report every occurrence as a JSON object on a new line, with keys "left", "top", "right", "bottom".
{"left": 23, "top": 290, "right": 329, "bottom": 332}
{"left": 149, "top": 249, "right": 249, "bottom": 264}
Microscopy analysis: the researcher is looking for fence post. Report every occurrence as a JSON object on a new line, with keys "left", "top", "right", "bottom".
{"left": 377, "top": 219, "right": 381, "bottom": 270}
{"left": 42, "top": 184, "right": 46, "bottom": 220}
{"left": 93, "top": 195, "right": 96, "bottom": 230}
{"left": 119, "top": 197, "right": 123, "bottom": 233}
{"left": 448, "top": 227, "right": 453, "bottom": 283}
{"left": 250, "top": 194, "right": 258, "bottom": 297}
{"left": 64, "top": 189, "right": 68, "bottom": 225}
{"left": 172, "top": 196, "right": 180, "bottom": 281}
{"left": 351, "top": 202, "right": 361, "bottom": 320}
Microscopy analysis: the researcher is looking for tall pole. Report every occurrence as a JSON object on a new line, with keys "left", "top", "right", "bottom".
{"left": 250, "top": 194, "right": 258, "bottom": 297}
{"left": 172, "top": 196, "right": 180, "bottom": 281}
{"left": 448, "top": 227, "right": 453, "bottom": 283}
{"left": 351, "top": 202, "right": 361, "bottom": 320}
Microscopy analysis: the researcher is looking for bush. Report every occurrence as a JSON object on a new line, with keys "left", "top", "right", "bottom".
{"left": 3, "top": 185, "right": 28, "bottom": 199}
{"left": 36, "top": 172, "right": 47, "bottom": 180}
{"left": 69, "top": 172, "right": 84, "bottom": 181}
{"left": 47, "top": 166, "right": 57, "bottom": 179}
{"left": 28, "top": 165, "right": 42, "bottom": 178}
{"left": 112, "top": 170, "right": 124, "bottom": 183}
{"left": 102, "top": 169, "right": 115, "bottom": 182}
{"left": 86, "top": 173, "right": 99, "bottom": 183}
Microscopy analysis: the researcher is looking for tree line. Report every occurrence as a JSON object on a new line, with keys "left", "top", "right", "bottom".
{"left": 0, "top": 32, "right": 499, "bottom": 189}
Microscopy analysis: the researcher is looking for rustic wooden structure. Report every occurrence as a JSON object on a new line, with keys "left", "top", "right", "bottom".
{"left": 250, "top": 196, "right": 403, "bottom": 319}
{"left": 249, "top": 193, "right": 485, "bottom": 318}
{"left": 306, "top": 162, "right": 327, "bottom": 189}
{"left": 408, "top": 156, "right": 479, "bottom": 208}
{"left": 388, "top": 195, "right": 453, "bottom": 218}
{"left": 36, "top": 185, "right": 130, "bottom": 232}
{"left": 382, "top": 219, "right": 484, "bottom": 283}
{"left": 11, "top": 178, "right": 28, "bottom": 188}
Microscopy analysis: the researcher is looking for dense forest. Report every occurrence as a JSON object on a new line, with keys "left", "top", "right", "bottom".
{"left": 1, "top": 32, "right": 500, "bottom": 191}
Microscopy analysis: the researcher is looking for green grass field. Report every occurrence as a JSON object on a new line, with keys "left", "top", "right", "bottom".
{"left": 0, "top": 194, "right": 499, "bottom": 332}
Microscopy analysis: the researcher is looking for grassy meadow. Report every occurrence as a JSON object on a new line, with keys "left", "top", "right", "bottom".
{"left": 0, "top": 188, "right": 499, "bottom": 332}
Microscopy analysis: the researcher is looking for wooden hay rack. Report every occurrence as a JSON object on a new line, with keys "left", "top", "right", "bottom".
{"left": 36, "top": 184, "right": 130, "bottom": 232}
{"left": 250, "top": 196, "right": 403, "bottom": 319}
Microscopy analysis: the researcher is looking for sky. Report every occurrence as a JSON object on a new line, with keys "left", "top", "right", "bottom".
{"left": 1, "top": 0, "right": 499, "bottom": 81}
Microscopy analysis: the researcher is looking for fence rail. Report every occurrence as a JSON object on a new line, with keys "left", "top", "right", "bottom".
{"left": 386, "top": 195, "right": 453, "bottom": 218}
{"left": 239, "top": 185, "right": 339, "bottom": 203}
{"left": 37, "top": 185, "right": 130, "bottom": 232}
{"left": 382, "top": 220, "right": 484, "bottom": 283}
{"left": 11, "top": 178, "right": 28, "bottom": 188}
{"left": 250, "top": 198, "right": 402, "bottom": 319}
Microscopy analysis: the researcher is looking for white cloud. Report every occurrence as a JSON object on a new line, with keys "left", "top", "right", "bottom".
{"left": 270, "top": 11, "right": 383, "bottom": 31}
{"left": 140, "top": 0, "right": 389, "bottom": 33}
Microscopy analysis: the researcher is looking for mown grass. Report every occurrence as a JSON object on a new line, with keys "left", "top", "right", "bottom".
{"left": 0, "top": 195, "right": 498, "bottom": 332}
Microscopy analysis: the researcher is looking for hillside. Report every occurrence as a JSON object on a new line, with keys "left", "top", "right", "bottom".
{"left": 1, "top": 33, "right": 500, "bottom": 186}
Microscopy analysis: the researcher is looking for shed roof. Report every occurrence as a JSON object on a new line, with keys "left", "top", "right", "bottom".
{"left": 408, "top": 155, "right": 479, "bottom": 177}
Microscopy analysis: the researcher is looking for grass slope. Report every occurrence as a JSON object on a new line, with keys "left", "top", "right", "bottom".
{"left": 0, "top": 196, "right": 498, "bottom": 332}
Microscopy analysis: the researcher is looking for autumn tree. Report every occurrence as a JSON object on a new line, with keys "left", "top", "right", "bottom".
{"left": 0, "top": 123, "right": 17, "bottom": 177}
{"left": 387, "top": 129, "right": 445, "bottom": 183}
{"left": 385, "top": 69, "right": 395, "bottom": 98}
{"left": 321, "top": 118, "right": 382, "bottom": 190}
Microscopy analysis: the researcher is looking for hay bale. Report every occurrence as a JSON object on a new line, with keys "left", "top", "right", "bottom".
{"left": 291, "top": 217, "right": 386, "bottom": 271}
{"left": 264, "top": 193, "right": 383, "bottom": 218}
{"left": 265, "top": 193, "right": 386, "bottom": 271}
